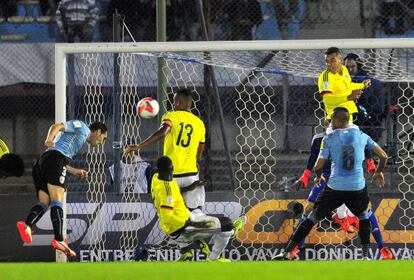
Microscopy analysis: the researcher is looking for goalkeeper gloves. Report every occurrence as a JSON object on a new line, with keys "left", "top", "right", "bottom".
{"left": 295, "top": 169, "right": 311, "bottom": 189}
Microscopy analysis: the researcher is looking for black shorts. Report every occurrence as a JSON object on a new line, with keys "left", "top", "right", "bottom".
{"left": 313, "top": 186, "right": 370, "bottom": 221}
{"left": 32, "top": 150, "right": 69, "bottom": 196}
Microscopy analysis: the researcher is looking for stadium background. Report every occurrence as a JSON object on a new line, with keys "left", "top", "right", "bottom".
{"left": 0, "top": 0, "right": 413, "bottom": 262}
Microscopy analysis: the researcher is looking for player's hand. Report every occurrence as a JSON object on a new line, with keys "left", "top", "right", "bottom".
{"left": 372, "top": 171, "right": 384, "bottom": 188}
{"left": 363, "top": 79, "right": 371, "bottom": 89}
{"left": 123, "top": 144, "right": 140, "bottom": 156}
{"left": 44, "top": 139, "right": 55, "bottom": 148}
{"left": 294, "top": 169, "right": 311, "bottom": 189}
{"left": 347, "top": 90, "right": 362, "bottom": 101}
{"left": 76, "top": 169, "right": 88, "bottom": 178}
{"left": 314, "top": 176, "right": 323, "bottom": 186}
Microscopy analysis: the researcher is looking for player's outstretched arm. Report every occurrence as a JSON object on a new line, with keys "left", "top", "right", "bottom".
{"left": 124, "top": 124, "right": 171, "bottom": 155}
{"left": 372, "top": 144, "right": 388, "bottom": 188}
{"left": 66, "top": 165, "right": 88, "bottom": 178}
{"left": 180, "top": 180, "right": 205, "bottom": 194}
{"left": 313, "top": 157, "right": 326, "bottom": 185}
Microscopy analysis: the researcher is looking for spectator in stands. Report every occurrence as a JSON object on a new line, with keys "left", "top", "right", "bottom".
{"left": 273, "top": 0, "right": 299, "bottom": 32}
{"left": 225, "top": 0, "right": 262, "bottom": 40}
{"left": 0, "top": 0, "right": 17, "bottom": 18}
{"left": 55, "top": 0, "right": 99, "bottom": 42}
{"left": 380, "top": 0, "right": 407, "bottom": 35}
{"left": 344, "top": 53, "right": 385, "bottom": 145}
{"left": 40, "top": 0, "right": 58, "bottom": 16}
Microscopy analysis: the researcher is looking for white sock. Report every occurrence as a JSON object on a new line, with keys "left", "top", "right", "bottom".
{"left": 208, "top": 231, "right": 232, "bottom": 260}
{"left": 337, "top": 204, "right": 348, "bottom": 219}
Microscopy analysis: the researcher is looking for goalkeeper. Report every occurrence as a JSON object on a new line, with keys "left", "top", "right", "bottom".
{"left": 151, "top": 156, "right": 233, "bottom": 262}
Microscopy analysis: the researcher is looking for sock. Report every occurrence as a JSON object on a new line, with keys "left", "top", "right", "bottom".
{"left": 298, "top": 215, "right": 306, "bottom": 248}
{"left": 209, "top": 231, "right": 232, "bottom": 260}
{"left": 336, "top": 204, "right": 348, "bottom": 219}
{"left": 358, "top": 218, "right": 371, "bottom": 258}
{"left": 369, "top": 210, "right": 384, "bottom": 249}
{"left": 286, "top": 218, "right": 315, "bottom": 253}
{"left": 25, "top": 203, "right": 47, "bottom": 227}
{"left": 50, "top": 200, "right": 64, "bottom": 241}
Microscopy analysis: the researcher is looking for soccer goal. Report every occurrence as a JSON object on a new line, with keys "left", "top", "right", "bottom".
{"left": 55, "top": 38, "right": 414, "bottom": 262}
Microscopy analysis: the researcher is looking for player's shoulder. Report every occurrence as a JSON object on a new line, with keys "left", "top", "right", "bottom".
{"left": 318, "top": 69, "right": 330, "bottom": 81}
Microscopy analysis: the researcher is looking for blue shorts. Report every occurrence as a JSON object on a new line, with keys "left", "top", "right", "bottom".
{"left": 307, "top": 179, "right": 327, "bottom": 203}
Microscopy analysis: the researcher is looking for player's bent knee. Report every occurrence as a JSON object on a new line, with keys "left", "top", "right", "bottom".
{"left": 218, "top": 217, "right": 233, "bottom": 232}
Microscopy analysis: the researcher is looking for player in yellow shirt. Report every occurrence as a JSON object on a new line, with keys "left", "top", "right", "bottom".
{"left": 151, "top": 156, "right": 233, "bottom": 262}
{"left": 125, "top": 88, "right": 206, "bottom": 211}
{"left": 125, "top": 88, "right": 246, "bottom": 260}
{"left": 318, "top": 47, "right": 371, "bottom": 123}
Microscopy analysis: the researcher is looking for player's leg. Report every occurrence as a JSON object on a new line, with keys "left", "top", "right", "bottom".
{"left": 367, "top": 209, "right": 393, "bottom": 259}
{"left": 345, "top": 188, "right": 371, "bottom": 260}
{"left": 17, "top": 159, "right": 49, "bottom": 244}
{"left": 273, "top": 186, "right": 343, "bottom": 260}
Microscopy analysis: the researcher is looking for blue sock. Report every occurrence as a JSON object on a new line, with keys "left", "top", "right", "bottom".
{"left": 369, "top": 210, "right": 384, "bottom": 249}
{"left": 298, "top": 215, "right": 306, "bottom": 248}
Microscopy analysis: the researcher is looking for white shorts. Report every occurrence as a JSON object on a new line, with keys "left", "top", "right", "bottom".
{"left": 174, "top": 173, "right": 205, "bottom": 209}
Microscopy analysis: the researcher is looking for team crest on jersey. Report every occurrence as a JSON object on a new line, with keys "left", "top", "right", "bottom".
{"left": 322, "top": 82, "right": 330, "bottom": 90}
{"left": 73, "top": 121, "right": 82, "bottom": 128}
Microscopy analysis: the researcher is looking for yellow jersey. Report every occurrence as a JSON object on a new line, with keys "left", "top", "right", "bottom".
{"left": 318, "top": 65, "right": 365, "bottom": 120}
{"left": 0, "top": 139, "right": 10, "bottom": 159}
{"left": 151, "top": 173, "right": 190, "bottom": 235}
{"left": 161, "top": 110, "right": 206, "bottom": 176}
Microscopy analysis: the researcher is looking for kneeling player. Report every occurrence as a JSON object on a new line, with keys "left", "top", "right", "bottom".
{"left": 151, "top": 156, "right": 234, "bottom": 262}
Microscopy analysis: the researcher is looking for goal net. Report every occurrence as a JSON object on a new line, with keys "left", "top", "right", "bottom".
{"left": 56, "top": 39, "right": 414, "bottom": 261}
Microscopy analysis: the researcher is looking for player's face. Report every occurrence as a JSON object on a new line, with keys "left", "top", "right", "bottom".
{"left": 345, "top": 59, "right": 358, "bottom": 76}
{"left": 325, "top": 53, "right": 342, "bottom": 73}
{"left": 89, "top": 130, "right": 107, "bottom": 146}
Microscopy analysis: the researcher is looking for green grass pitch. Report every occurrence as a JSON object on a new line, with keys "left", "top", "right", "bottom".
{"left": 1, "top": 261, "right": 414, "bottom": 280}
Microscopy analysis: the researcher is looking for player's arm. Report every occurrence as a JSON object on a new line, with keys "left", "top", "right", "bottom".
{"left": 371, "top": 143, "right": 388, "bottom": 188}
{"left": 66, "top": 165, "right": 88, "bottom": 178}
{"left": 313, "top": 136, "right": 330, "bottom": 184}
{"left": 44, "top": 123, "right": 65, "bottom": 148}
{"left": 196, "top": 143, "right": 205, "bottom": 160}
{"left": 124, "top": 124, "right": 171, "bottom": 155}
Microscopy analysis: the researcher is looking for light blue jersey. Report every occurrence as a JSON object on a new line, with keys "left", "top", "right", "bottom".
{"left": 319, "top": 128, "right": 376, "bottom": 191}
{"left": 48, "top": 120, "right": 90, "bottom": 159}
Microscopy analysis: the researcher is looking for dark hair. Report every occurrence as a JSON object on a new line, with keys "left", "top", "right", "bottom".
{"left": 332, "top": 107, "right": 349, "bottom": 125}
{"left": 176, "top": 88, "right": 194, "bottom": 99}
{"left": 89, "top": 121, "right": 108, "bottom": 133}
{"left": 157, "top": 156, "right": 173, "bottom": 173}
{"left": 344, "top": 53, "right": 365, "bottom": 74}
{"left": 325, "top": 47, "right": 341, "bottom": 55}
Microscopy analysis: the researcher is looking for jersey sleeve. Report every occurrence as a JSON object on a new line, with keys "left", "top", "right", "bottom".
{"left": 365, "top": 134, "right": 377, "bottom": 150}
{"left": 306, "top": 134, "right": 323, "bottom": 170}
{"left": 159, "top": 182, "right": 174, "bottom": 209}
{"left": 161, "top": 111, "right": 174, "bottom": 128}
{"left": 318, "top": 136, "right": 330, "bottom": 159}
{"left": 318, "top": 71, "right": 331, "bottom": 94}
{"left": 350, "top": 82, "right": 365, "bottom": 91}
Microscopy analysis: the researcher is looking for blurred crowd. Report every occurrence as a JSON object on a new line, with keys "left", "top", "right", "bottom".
{"left": 0, "top": 0, "right": 414, "bottom": 43}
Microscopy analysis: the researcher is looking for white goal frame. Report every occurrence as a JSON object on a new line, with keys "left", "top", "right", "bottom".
{"left": 55, "top": 38, "right": 414, "bottom": 262}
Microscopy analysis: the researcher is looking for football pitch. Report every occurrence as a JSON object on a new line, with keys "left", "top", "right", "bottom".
{"left": 1, "top": 261, "right": 413, "bottom": 280}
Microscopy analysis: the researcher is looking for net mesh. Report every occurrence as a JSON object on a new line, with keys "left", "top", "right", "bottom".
{"left": 64, "top": 45, "right": 414, "bottom": 261}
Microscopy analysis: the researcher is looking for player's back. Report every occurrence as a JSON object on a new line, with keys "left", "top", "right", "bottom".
{"left": 151, "top": 173, "right": 190, "bottom": 234}
{"left": 321, "top": 128, "right": 375, "bottom": 191}
{"left": 162, "top": 110, "right": 205, "bottom": 176}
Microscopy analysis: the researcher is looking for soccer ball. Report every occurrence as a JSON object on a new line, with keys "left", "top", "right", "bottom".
{"left": 137, "top": 97, "right": 159, "bottom": 119}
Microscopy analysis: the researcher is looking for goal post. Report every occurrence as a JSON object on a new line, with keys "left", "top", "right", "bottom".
{"left": 55, "top": 38, "right": 414, "bottom": 262}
